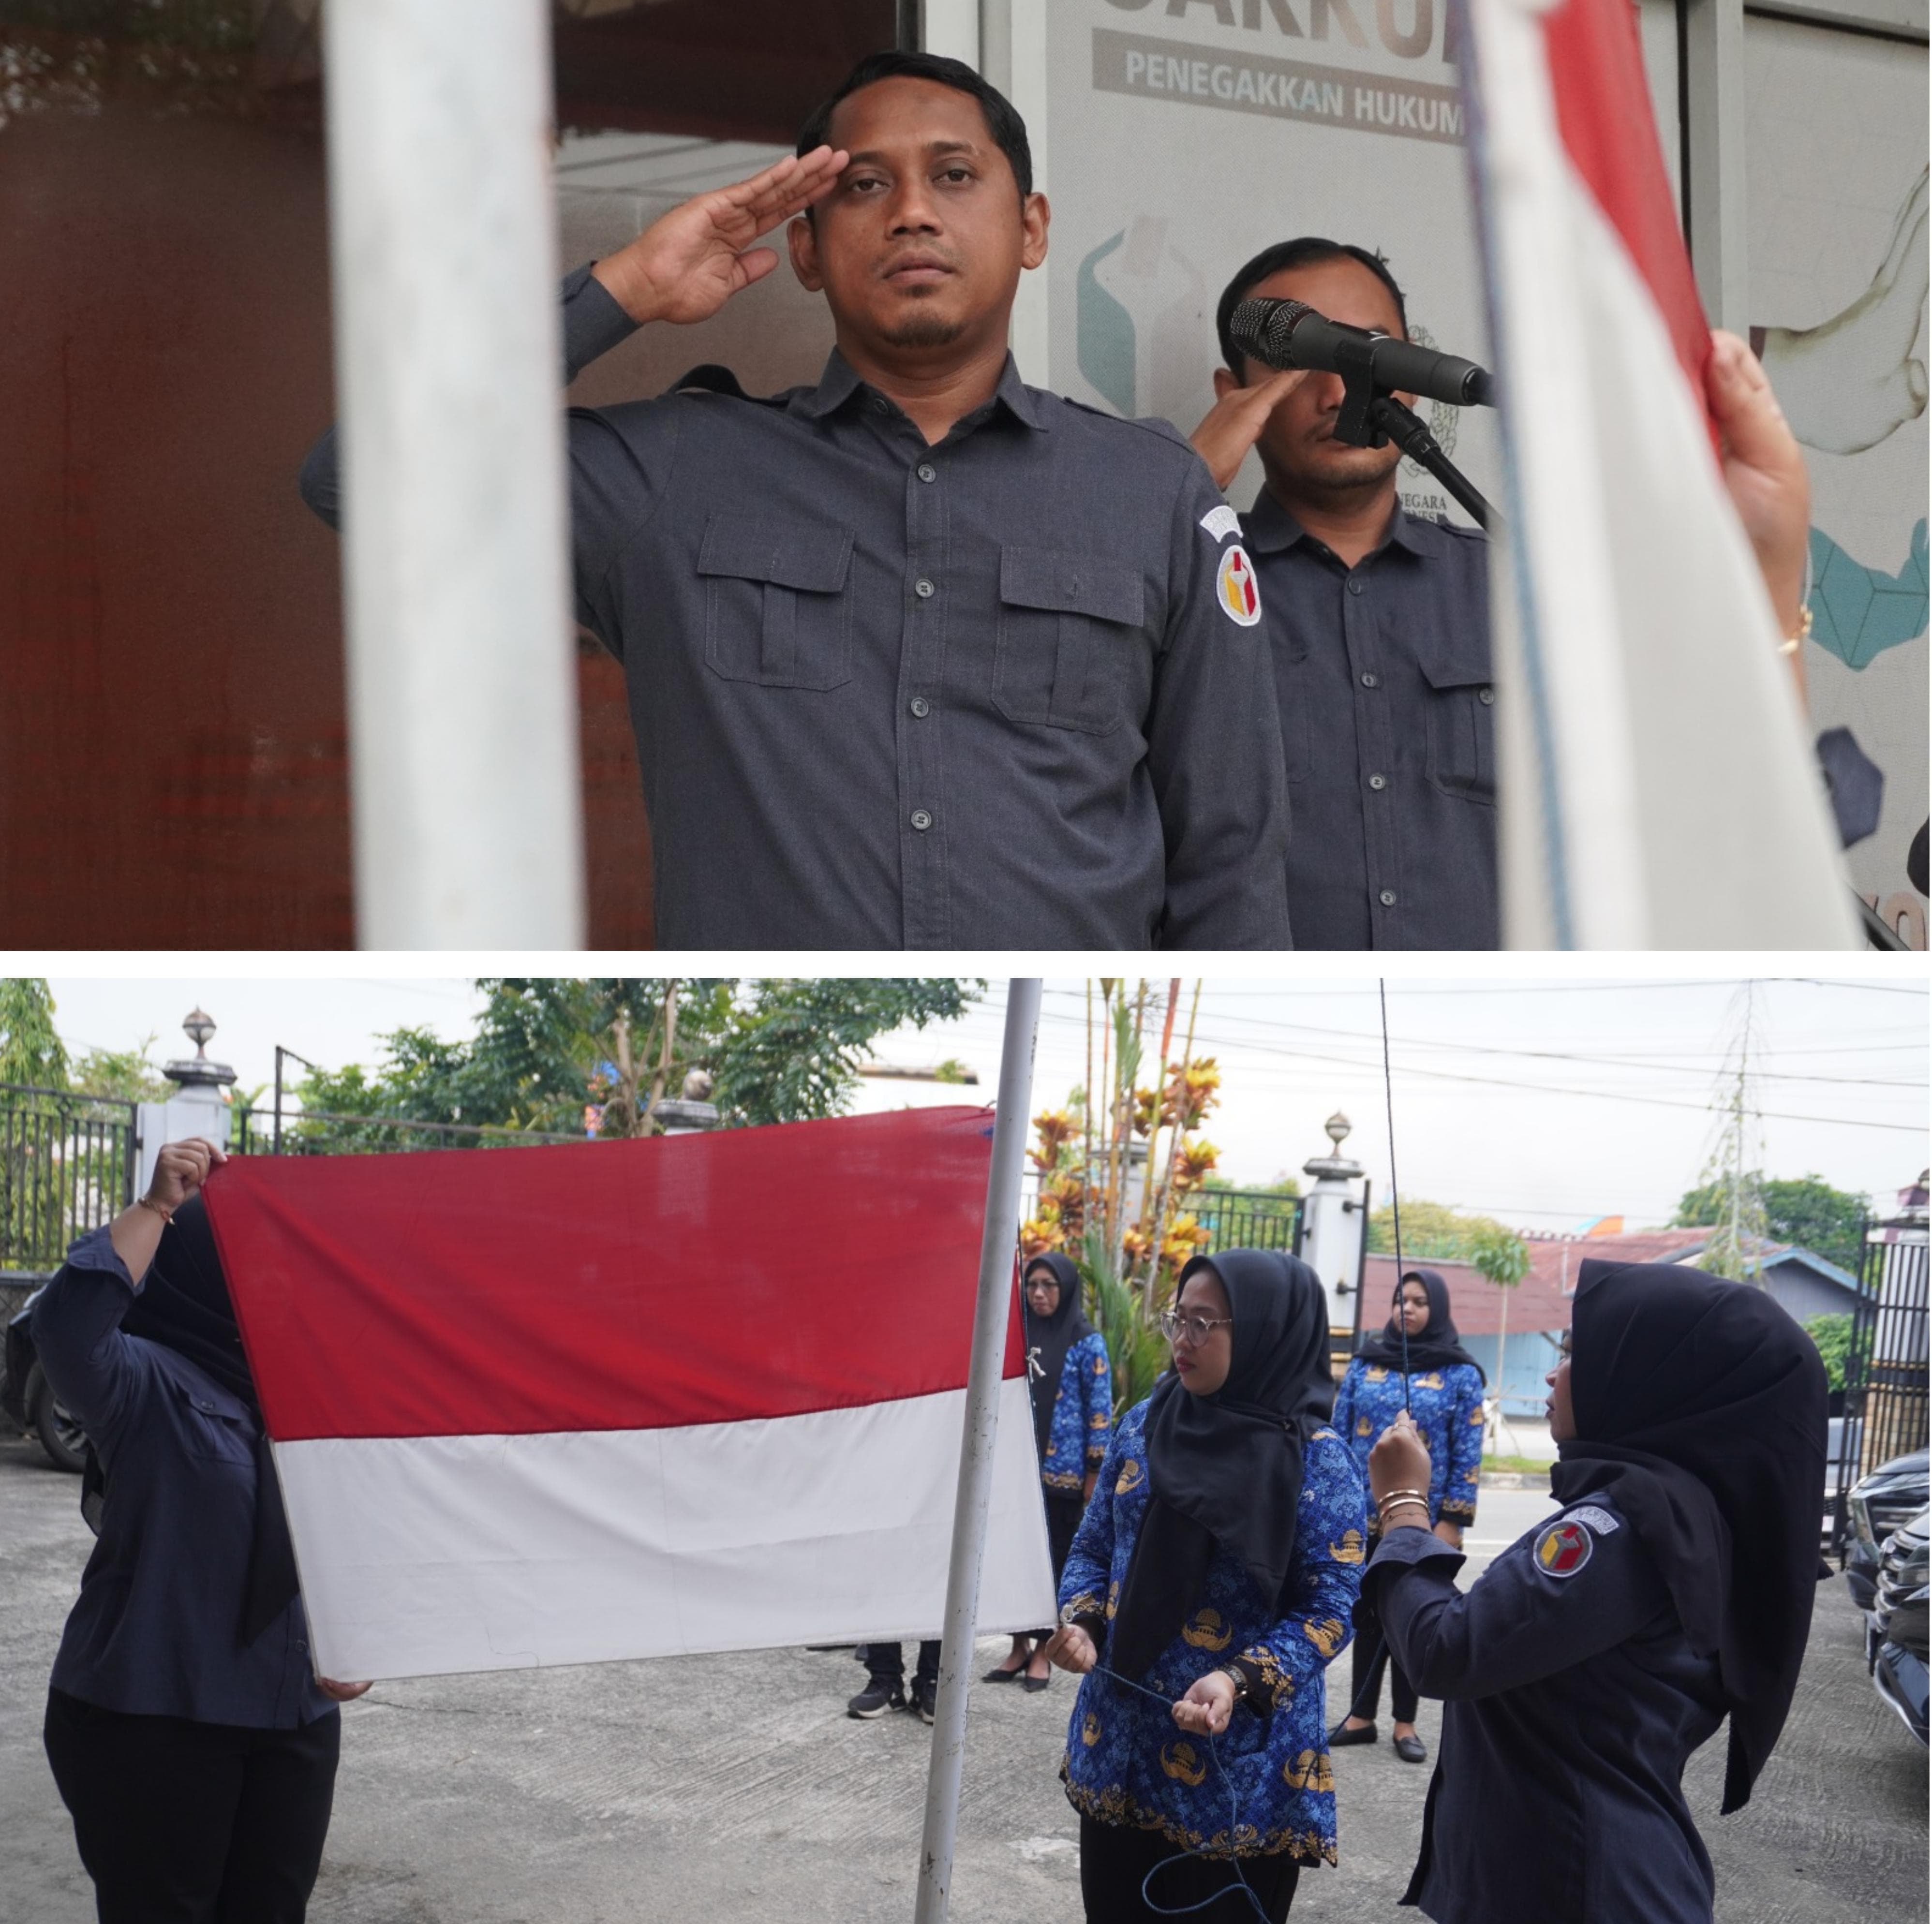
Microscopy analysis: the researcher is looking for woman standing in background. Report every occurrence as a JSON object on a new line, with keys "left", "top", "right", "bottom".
{"left": 1330, "top": 1269, "right": 1485, "bottom": 1762}
{"left": 985, "top": 1253, "right": 1112, "bottom": 1692}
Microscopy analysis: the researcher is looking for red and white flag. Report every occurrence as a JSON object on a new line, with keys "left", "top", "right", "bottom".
{"left": 204, "top": 1109, "right": 1054, "bottom": 1682}
{"left": 1467, "top": 0, "right": 1858, "bottom": 947}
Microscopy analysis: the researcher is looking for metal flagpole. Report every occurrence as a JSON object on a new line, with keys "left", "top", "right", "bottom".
{"left": 321, "top": 0, "right": 585, "bottom": 947}
{"left": 913, "top": 978, "right": 1042, "bottom": 1924}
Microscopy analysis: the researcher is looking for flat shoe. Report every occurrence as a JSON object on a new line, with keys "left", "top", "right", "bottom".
{"left": 1328, "top": 1720, "right": 1377, "bottom": 1746}
{"left": 981, "top": 1663, "right": 1026, "bottom": 1683}
{"left": 1021, "top": 1672, "right": 1053, "bottom": 1692}
{"left": 1393, "top": 1734, "right": 1427, "bottom": 1763}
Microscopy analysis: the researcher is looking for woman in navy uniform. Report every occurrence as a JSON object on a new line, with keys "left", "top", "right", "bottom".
{"left": 1042, "top": 1249, "right": 1367, "bottom": 1923}
{"left": 1361, "top": 1258, "right": 1827, "bottom": 1924}
{"left": 32, "top": 1139, "right": 369, "bottom": 1924}
{"left": 985, "top": 1253, "right": 1112, "bottom": 1691}
{"left": 1329, "top": 1269, "right": 1485, "bottom": 1761}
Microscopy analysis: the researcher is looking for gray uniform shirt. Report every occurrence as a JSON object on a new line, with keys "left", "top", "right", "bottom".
{"left": 301, "top": 267, "right": 1292, "bottom": 950}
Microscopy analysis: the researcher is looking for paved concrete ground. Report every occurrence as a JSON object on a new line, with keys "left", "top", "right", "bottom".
{"left": 2, "top": 1437, "right": 1923, "bottom": 1922}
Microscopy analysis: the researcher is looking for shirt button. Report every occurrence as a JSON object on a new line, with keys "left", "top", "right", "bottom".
{"left": 872, "top": 396, "right": 891, "bottom": 415}
{"left": 1347, "top": 578, "right": 1364, "bottom": 596}
{"left": 1479, "top": 686, "right": 1495, "bottom": 705}
{"left": 916, "top": 463, "right": 936, "bottom": 483}
{"left": 1360, "top": 671, "right": 1379, "bottom": 688}
{"left": 1368, "top": 773, "right": 1387, "bottom": 791}
{"left": 910, "top": 809, "right": 934, "bottom": 831}
{"left": 294, "top": 1640, "right": 308, "bottom": 1654}
{"left": 1379, "top": 888, "right": 1398, "bottom": 907}
{"left": 914, "top": 578, "right": 936, "bottom": 599}
{"left": 909, "top": 696, "right": 931, "bottom": 719}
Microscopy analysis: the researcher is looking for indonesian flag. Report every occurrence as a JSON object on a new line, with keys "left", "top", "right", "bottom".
{"left": 1468, "top": 0, "right": 1858, "bottom": 947}
{"left": 202, "top": 1108, "right": 1054, "bottom": 1682}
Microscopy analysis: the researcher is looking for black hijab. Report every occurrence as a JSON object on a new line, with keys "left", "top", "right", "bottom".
{"left": 98, "top": 1196, "right": 301, "bottom": 1648}
{"left": 1355, "top": 1267, "right": 1487, "bottom": 1381}
{"left": 1022, "top": 1253, "right": 1093, "bottom": 1465}
{"left": 1110, "top": 1249, "right": 1335, "bottom": 1681}
{"left": 1550, "top": 1258, "right": 1827, "bottom": 1814}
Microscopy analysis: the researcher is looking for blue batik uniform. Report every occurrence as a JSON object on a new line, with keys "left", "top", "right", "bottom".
{"left": 1042, "top": 1331, "right": 1113, "bottom": 1494}
{"left": 1332, "top": 1359, "right": 1485, "bottom": 1529}
{"left": 1057, "top": 1400, "right": 1367, "bottom": 1865}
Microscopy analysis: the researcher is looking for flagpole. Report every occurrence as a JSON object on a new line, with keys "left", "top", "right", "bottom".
{"left": 913, "top": 977, "right": 1043, "bottom": 1924}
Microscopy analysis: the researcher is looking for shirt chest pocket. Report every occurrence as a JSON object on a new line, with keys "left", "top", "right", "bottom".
{"left": 1420, "top": 654, "right": 1496, "bottom": 804}
{"left": 170, "top": 1380, "right": 254, "bottom": 1470}
{"left": 993, "top": 547, "right": 1146, "bottom": 735}
{"left": 697, "top": 517, "right": 855, "bottom": 691}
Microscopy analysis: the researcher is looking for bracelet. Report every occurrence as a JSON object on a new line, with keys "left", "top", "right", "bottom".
{"left": 1375, "top": 1487, "right": 1429, "bottom": 1514}
{"left": 136, "top": 1195, "right": 175, "bottom": 1223}
{"left": 1778, "top": 604, "right": 1813, "bottom": 656}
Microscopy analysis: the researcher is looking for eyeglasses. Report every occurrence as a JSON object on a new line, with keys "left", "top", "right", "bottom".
{"left": 1158, "top": 1309, "right": 1234, "bottom": 1347}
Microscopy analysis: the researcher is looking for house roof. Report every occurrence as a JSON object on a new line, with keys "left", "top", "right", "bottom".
{"left": 1362, "top": 1229, "right": 1860, "bottom": 1338}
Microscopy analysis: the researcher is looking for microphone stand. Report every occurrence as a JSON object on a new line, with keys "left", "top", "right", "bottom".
{"left": 1322, "top": 341, "right": 1499, "bottom": 533}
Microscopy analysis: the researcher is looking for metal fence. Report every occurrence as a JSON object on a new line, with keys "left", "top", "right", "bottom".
{"left": 0, "top": 1084, "right": 138, "bottom": 1280}
{"left": 1830, "top": 1212, "right": 1930, "bottom": 1557}
{"left": 1186, "top": 1188, "right": 1306, "bottom": 1256}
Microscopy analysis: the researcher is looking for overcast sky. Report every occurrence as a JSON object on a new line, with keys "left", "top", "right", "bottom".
{"left": 39, "top": 972, "right": 1927, "bottom": 1233}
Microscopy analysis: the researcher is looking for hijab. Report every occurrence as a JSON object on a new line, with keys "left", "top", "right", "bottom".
{"left": 1355, "top": 1266, "right": 1487, "bottom": 1381}
{"left": 96, "top": 1196, "right": 301, "bottom": 1649}
{"left": 1021, "top": 1253, "right": 1094, "bottom": 1465}
{"left": 1110, "top": 1249, "right": 1335, "bottom": 1681}
{"left": 1550, "top": 1258, "right": 1827, "bottom": 1814}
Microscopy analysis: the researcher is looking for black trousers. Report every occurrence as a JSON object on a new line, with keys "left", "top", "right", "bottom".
{"left": 1079, "top": 1816, "right": 1300, "bottom": 1923}
{"left": 44, "top": 1687, "right": 340, "bottom": 1924}
{"left": 1349, "top": 1589, "right": 1419, "bottom": 1725}
{"left": 1027, "top": 1488, "right": 1089, "bottom": 1639}
{"left": 860, "top": 1641, "right": 941, "bottom": 1691}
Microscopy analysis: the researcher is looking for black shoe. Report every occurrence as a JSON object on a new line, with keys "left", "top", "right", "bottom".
{"left": 1328, "top": 1719, "right": 1377, "bottom": 1746}
{"left": 910, "top": 1681, "right": 938, "bottom": 1724}
{"left": 982, "top": 1660, "right": 1027, "bottom": 1683}
{"left": 1021, "top": 1671, "right": 1052, "bottom": 1693}
{"left": 1393, "top": 1733, "right": 1427, "bottom": 1763}
{"left": 848, "top": 1679, "right": 905, "bottom": 1719}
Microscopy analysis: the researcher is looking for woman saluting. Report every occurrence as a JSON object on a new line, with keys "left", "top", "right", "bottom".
{"left": 1363, "top": 1258, "right": 1828, "bottom": 1924}
{"left": 1043, "top": 1249, "right": 1367, "bottom": 1924}
{"left": 1330, "top": 1268, "right": 1486, "bottom": 1762}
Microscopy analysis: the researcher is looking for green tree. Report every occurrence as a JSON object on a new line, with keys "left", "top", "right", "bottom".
{"left": 0, "top": 978, "right": 67, "bottom": 1089}
{"left": 1367, "top": 1196, "right": 1511, "bottom": 1261}
{"left": 69, "top": 1039, "right": 173, "bottom": 1105}
{"left": 1673, "top": 1172, "right": 1869, "bottom": 1277}
{"left": 287, "top": 978, "right": 981, "bottom": 1150}
{"left": 1802, "top": 1312, "right": 1869, "bottom": 1396}
{"left": 1466, "top": 1221, "right": 1531, "bottom": 1428}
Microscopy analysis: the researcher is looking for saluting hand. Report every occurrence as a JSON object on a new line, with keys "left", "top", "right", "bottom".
{"left": 1189, "top": 367, "right": 1308, "bottom": 489}
{"left": 1367, "top": 1409, "right": 1434, "bottom": 1508}
{"left": 592, "top": 145, "right": 849, "bottom": 327}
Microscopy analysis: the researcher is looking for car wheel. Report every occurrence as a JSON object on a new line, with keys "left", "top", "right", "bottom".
{"left": 26, "top": 1364, "right": 88, "bottom": 1474}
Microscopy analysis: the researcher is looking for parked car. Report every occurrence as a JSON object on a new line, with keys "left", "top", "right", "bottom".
{"left": 1866, "top": 1509, "right": 1929, "bottom": 1747}
{"left": 1846, "top": 1449, "right": 1930, "bottom": 1612}
{"left": 1, "top": 1287, "right": 88, "bottom": 1473}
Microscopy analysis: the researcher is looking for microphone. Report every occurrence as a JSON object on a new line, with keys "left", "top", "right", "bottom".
{"left": 1229, "top": 297, "right": 1495, "bottom": 409}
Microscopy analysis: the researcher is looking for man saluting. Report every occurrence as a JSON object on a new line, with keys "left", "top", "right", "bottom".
{"left": 302, "top": 52, "right": 1291, "bottom": 951}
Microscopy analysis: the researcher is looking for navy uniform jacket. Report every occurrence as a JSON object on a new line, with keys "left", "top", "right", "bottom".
{"left": 301, "top": 270, "right": 1293, "bottom": 952}
{"left": 31, "top": 1228, "right": 335, "bottom": 1728}
{"left": 1242, "top": 488, "right": 1496, "bottom": 949}
{"left": 1363, "top": 1497, "right": 1726, "bottom": 1924}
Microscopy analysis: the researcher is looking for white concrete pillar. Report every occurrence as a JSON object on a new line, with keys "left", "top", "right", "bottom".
{"left": 322, "top": 0, "right": 586, "bottom": 947}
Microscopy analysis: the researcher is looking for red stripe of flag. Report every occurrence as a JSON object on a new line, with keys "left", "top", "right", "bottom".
{"left": 1542, "top": 0, "right": 1714, "bottom": 419}
{"left": 203, "top": 1107, "right": 1024, "bottom": 1443}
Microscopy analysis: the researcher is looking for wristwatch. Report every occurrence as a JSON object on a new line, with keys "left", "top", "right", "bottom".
{"left": 1217, "top": 1664, "right": 1249, "bottom": 1704}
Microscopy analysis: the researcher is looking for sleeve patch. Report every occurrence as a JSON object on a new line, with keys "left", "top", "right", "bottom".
{"left": 1199, "top": 503, "right": 1242, "bottom": 544}
{"left": 1532, "top": 1519, "right": 1594, "bottom": 1578}
{"left": 1561, "top": 1504, "right": 1620, "bottom": 1536}
{"left": 1215, "top": 544, "right": 1263, "bottom": 626}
